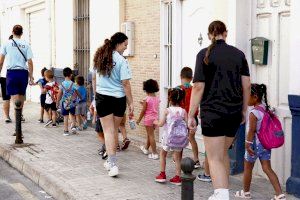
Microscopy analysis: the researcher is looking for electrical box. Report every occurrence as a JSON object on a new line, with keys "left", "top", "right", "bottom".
{"left": 251, "top": 37, "right": 269, "bottom": 65}
{"left": 121, "top": 22, "right": 134, "bottom": 57}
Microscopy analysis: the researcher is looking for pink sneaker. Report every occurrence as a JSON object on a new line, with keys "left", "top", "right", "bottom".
{"left": 170, "top": 175, "right": 182, "bottom": 186}
{"left": 155, "top": 172, "right": 166, "bottom": 183}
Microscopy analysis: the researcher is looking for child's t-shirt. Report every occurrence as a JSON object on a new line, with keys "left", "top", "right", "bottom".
{"left": 177, "top": 83, "right": 199, "bottom": 117}
{"left": 45, "top": 81, "right": 58, "bottom": 104}
{"left": 249, "top": 104, "right": 265, "bottom": 145}
{"left": 36, "top": 78, "right": 47, "bottom": 88}
{"left": 144, "top": 96, "right": 160, "bottom": 120}
{"left": 77, "top": 85, "right": 87, "bottom": 103}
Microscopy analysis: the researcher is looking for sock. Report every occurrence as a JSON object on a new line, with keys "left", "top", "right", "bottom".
{"left": 108, "top": 155, "right": 117, "bottom": 167}
{"left": 214, "top": 189, "right": 229, "bottom": 199}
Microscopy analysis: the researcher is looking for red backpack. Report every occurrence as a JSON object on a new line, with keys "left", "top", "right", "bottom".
{"left": 178, "top": 84, "right": 199, "bottom": 117}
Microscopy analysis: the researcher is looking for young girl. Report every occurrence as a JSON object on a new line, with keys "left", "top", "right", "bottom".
{"left": 235, "top": 84, "right": 286, "bottom": 200}
{"left": 137, "top": 79, "right": 160, "bottom": 160}
{"left": 154, "top": 88, "right": 187, "bottom": 186}
{"left": 90, "top": 99, "right": 107, "bottom": 160}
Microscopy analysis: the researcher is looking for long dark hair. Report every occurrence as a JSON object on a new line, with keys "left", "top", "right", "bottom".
{"left": 204, "top": 21, "right": 227, "bottom": 65}
{"left": 251, "top": 83, "right": 270, "bottom": 111}
{"left": 93, "top": 32, "right": 128, "bottom": 76}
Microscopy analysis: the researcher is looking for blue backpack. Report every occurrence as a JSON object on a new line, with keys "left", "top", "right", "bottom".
{"left": 166, "top": 108, "right": 189, "bottom": 148}
{"left": 61, "top": 82, "right": 78, "bottom": 110}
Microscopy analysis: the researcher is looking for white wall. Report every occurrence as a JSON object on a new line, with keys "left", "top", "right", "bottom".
{"left": 89, "top": 0, "right": 120, "bottom": 70}
{"left": 54, "top": 0, "right": 73, "bottom": 69}
{"left": 289, "top": 0, "right": 300, "bottom": 95}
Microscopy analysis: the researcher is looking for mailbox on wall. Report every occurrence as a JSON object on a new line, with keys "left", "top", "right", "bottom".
{"left": 251, "top": 37, "right": 269, "bottom": 65}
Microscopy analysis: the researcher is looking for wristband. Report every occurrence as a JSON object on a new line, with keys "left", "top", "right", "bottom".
{"left": 245, "top": 140, "right": 253, "bottom": 144}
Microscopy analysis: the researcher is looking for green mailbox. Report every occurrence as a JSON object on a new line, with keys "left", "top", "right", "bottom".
{"left": 251, "top": 37, "right": 269, "bottom": 65}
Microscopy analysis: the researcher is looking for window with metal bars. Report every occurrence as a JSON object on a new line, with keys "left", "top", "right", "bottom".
{"left": 73, "top": 0, "right": 90, "bottom": 80}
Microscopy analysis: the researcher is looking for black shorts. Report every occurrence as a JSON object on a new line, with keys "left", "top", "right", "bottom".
{"left": 95, "top": 118, "right": 103, "bottom": 133}
{"left": 44, "top": 103, "right": 57, "bottom": 112}
{"left": 40, "top": 94, "right": 46, "bottom": 108}
{"left": 201, "top": 112, "right": 242, "bottom": 138}
{"left": 95, "top": 93, "right": 126, "bottom": 118}
{"left": 0, "top": 77, "right": 11, "bottom": 101}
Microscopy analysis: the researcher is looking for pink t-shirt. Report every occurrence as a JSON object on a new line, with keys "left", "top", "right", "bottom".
{"left": 144, "top": 96, "right": 160, "bottom": 126}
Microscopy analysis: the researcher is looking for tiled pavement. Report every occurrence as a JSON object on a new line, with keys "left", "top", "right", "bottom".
{"left": 0, "top": 101, "right": 297, "bottom": 200}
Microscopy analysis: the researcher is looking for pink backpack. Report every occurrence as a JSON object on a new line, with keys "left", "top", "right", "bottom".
{"left": 254, "top": 106, "right": 284, "bottom": 150}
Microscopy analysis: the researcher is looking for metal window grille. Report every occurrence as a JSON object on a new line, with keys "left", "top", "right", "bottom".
{"left": 73, "top": 0, "right": 90, "bottom": 80}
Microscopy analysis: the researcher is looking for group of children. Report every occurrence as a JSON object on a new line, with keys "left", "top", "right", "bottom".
{"left": 36, "top": 67, "right": 88, "bottom": 136}
{"left": 136, "top": 67, "right": 211, "bottom": 185}
{"left": 34, "top": 65, "right": 285, "bottom": 199}
{"left": 136, "top": 67, "right": 286, "bottom": 199}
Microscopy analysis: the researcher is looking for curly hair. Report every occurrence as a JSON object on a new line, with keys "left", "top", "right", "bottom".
{"left": 143, "top": 79, "right": 159, "bottom": 93}
{"left": 93, "top": 32, "right": 128, "bottom": 76}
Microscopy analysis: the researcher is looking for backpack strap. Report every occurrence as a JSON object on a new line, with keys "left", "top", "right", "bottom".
{"left": 254, "top": 105, "right": 266, "bottom": 114}
{"left": 61, "top": 82, "right": 74, "bottom": 94}
{"left": 11, "top": 38, "right": 27, "bottom": 62}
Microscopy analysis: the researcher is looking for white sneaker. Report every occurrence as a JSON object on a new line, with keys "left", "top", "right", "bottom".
{"left": 208, "top": 192, "right": 229, "bottom": 200}
{"left": 148, "top": 153, "right": 159, "bottom": 160}
{"left": 108, "top": 165, "right": 119, "bottom": 177}
{"left": 103, "top": 160, "right": 111, "bottom": 171}
{"left": 71, "top": 127, "right": 77, "bottom": 134}
{"left": 140, "top": 146, "right": 149, "bottom": 155}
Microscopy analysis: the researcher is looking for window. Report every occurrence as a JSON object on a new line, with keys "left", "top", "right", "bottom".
{"left": 73, "top": 0, "right": 90, "bottom": 80}
{"left": 163, "top": 1, "right": 173, "bottom": 88}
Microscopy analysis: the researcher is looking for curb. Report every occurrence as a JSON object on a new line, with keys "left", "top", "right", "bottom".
{"left": 0, "top": 144, "right": 77, "bottom": 200}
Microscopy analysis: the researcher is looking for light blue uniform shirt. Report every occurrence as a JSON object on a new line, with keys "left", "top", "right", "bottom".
{"left": 0, "top": 39, "right": 33, "bottom": 70}
{"left": 96, "top": 51, "right": 132, "bottom": 98}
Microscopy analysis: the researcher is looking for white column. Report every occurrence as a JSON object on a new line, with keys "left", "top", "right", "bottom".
{"left": 289, "top": 0, "right": 300, "bottom": 95}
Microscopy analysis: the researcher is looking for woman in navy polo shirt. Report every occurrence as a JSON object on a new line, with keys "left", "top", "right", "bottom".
{"left": 0, "top": 25, "right": 34, "bottom": 121}
{"left": 188, "top": 21, "right": 251, "bottom": 200}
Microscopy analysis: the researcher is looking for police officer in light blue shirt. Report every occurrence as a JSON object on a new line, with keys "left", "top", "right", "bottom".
{"left": 0, "top": 25, "right": 34, "bottom": 123}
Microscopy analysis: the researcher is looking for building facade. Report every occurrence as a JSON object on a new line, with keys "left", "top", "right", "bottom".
{"left": 1, "top": 0, "right": 299, "bottom": 196}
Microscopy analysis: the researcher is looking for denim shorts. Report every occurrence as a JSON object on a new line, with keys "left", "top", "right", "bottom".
{"left": 6, "top": 70, "right": 28, "bottom": 96}
{"left": 61, "top": 104, "right": 76, "bottom": 116}
{"left": 244, "top": 141, "right": 271, "bottom": 163}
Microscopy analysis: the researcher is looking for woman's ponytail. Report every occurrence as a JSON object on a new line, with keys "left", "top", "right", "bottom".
{"left": 204, "top": 37, "right": 216, "bottom": 65}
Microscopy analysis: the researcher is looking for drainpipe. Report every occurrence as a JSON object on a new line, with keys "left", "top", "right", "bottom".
{"left": 46, "top": 0, "right": 51, "bottom": 67}
{"left": 286, "top": 0, "right": 300, "bottom": 198}
{"left": 51, "top": 0, "right": 56, "bottom": 67}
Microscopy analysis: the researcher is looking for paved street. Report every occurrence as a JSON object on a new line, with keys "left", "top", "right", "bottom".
{"left": 0, "top": 101, "right": 298, "bottom": 200}
{"left": 0, "top": 158, "right": 53, "bottom": 200}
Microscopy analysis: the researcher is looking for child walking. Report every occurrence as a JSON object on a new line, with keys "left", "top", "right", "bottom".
{"left": 75, "top": 76, "right": 88, "bottom": 130}
{"left": 137, "top": 79, "right": 160, "bottom": 160}
{"left": 44, "top": 70, "right": 59, "bottom": 127}
{"left": 57, "top": 67, "right": 80, "bottom": 136}
{"left": 154, "top": 88, "right": 188, "bottom": 186}
{"left": 235, "top": 84, "right": 286, "bottom": 200}
{"left": 90, "top": 99, "right": 107, "bottom": 159}
{"left": 35, "top": 67, "right": 48, "bottom": 123}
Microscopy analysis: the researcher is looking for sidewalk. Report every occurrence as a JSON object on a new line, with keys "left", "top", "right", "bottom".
{"left": 0, "top": 101, "right": 297, "bottom": 200}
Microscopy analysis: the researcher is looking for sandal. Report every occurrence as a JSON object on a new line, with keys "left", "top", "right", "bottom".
{"left": 235, "top": 190, "right": 251, "bottom": 199}
{"left": 271, "top": 194, "right": 286, "bottom": 200}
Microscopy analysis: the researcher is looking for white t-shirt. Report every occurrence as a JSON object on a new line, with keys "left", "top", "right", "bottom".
{"left": 45, "top": 81, "right": 57, "bottom": 104}
{"left": 249, "top": 104, "right": 266, "bottom": 144}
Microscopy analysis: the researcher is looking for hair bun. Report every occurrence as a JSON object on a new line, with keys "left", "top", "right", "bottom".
{"left": 104, "top": 39, "right": 111, "bottom": 44}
